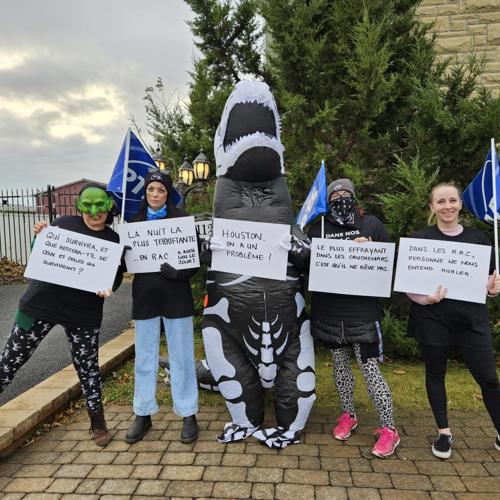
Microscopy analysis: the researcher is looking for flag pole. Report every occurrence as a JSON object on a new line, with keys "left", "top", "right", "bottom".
{"left": 491, "top": 137, "right": 499, "bottom": 271}
{"left": 120, "top": 128, "right": 131, "bottom": 224}
{"left": 321, "top": 159, "right": 326, "bottom": 238}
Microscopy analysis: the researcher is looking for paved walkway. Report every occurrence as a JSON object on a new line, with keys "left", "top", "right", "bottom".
{"left": 1, "top": 406, "right": 500, "bottom": 499}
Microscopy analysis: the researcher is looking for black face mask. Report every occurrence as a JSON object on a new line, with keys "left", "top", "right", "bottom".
{"left": 329, "top": 196, "right": 355, "bottom": 225}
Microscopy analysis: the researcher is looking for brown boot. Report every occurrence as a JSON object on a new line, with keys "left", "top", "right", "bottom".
{"left": 88, "top": 407, "right": 112, "bottom": 447}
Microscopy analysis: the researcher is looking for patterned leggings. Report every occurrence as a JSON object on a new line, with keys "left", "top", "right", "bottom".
{"left": 0, "top": 320, "right": 102, "bottom": 412}
{"left": 332, "top": 344, "right": 395, "bottom": 429}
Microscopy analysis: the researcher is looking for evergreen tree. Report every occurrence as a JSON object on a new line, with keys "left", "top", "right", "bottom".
{"left": 261, "top": 0, "right": 500, "bottom": 216}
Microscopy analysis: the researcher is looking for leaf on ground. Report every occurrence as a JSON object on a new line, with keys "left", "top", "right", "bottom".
{"left": 393, "top": 369, "right": 406, "bottom": 375}
{"left": 0, "top": 257, "right": 28, "bottom": 285}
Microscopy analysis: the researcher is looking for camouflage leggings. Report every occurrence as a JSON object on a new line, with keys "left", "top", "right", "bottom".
{"left": 0, "top": 319, "right": 102, "bottom": 412}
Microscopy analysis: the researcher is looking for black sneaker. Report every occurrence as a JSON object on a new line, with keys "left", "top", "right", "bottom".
{"left": 495, "top": 435, "right": 500, "bottom": 451}
{"left": 432, "top": 433, "right": 453, "bottom": 459}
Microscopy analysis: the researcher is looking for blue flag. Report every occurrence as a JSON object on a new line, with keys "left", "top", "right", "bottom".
{"left": 296, "top": 161, "right": 328, "bottom": 229}
{"left": 463, "top": 145, "right": 500, "bottom": 225}
{"left": 107, "top": 129, "right": 181, "bottom": 222}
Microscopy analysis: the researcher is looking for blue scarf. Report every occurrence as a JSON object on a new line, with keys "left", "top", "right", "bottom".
{"left": 147, "top": 205, "right": 167, "bottom": 220}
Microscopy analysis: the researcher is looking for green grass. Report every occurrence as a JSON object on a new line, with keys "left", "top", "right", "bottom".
{"left": 102, "top": 335, "right": 495, "bottom": 413}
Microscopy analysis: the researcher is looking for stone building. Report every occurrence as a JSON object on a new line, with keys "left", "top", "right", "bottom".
{"left": 417, "top": 0, "right": 500, "bottom": 92}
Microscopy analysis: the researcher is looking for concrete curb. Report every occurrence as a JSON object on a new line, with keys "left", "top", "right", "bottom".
{"left": 0, "top": 327, "right": 135, "bottom": 457}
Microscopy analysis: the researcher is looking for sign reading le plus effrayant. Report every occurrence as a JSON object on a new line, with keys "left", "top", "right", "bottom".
{"left": 118, "top": 217, "right": 200, "bottom": 274}
{"left": 308, "top": 238, "right": 396, "bottom": 297}
{"left": 24, "top": 226, "right": 123, "bottom": 293}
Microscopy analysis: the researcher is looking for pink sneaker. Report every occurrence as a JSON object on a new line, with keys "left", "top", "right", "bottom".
{"left": 372, "top": 427, "right": 400, "bottom": 458}
{"left": 332, "top": 412, "right": 358, "bottom": 441}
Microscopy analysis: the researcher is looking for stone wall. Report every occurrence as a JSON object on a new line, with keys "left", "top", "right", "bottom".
{"left": 417, "top": 0, "right": 500, "bottom": 91}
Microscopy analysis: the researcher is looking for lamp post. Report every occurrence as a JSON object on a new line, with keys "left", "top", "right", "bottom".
{"left": 152, "top": 144, "right": 169, "bottom": 172}
{"left": 176, "top": 151, "right": 210, "bottom": 209}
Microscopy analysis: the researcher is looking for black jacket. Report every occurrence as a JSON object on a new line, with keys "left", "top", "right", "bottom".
{"left": 132, "top": 202, "right": 198, "bottom": 320}
{"left": 20, "top": 216, "right": 122, "bottom": 328}
{"left": 307, "top": 210, "right": 389, "bottom": 346}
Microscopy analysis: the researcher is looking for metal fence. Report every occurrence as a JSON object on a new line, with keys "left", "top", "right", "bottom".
{"left": 0, "top": 185, "right": 80, "bottom": 265}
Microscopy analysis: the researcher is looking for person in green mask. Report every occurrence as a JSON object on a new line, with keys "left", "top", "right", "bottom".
{"left": 0, "top": 183, "right": 123, "bottom": 446}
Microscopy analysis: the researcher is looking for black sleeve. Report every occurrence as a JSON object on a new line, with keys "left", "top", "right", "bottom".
{"left": 308, "top": 220, "right": 322, "bottom": 239}
{"left": 112, "top": 262, "right": 125, "bottom": 291}
{"left": 372, "top": 216, "right": 390, "bottom": 243}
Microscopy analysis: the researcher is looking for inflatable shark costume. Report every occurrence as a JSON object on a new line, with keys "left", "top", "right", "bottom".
{"left": 201, "top": 81, "right": 316, "bottom": 448}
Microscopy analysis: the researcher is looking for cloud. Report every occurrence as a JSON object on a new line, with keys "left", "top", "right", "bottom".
{"left": 0, "top": 0, "right": 194, "bottom": 189}
{"left": 0, "top": 49, "right": 36, "bottom": 71}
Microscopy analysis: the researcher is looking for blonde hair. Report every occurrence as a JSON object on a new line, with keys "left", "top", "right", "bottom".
{"left": 427, "top": 182, "right": 462, "bottom": 225}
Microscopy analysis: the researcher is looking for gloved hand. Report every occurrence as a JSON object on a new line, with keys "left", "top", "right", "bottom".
{"left": 160, "top": 262, "right": 194, "bottom": 281}
{"left": 121, "top": 245, "right": 132, "bottom": 259}
{"left": 278, "top": 233, "right": 292, "bottom": 251}
{"left": 287, "top": 224, "right": 311, "bottom": 271}
{"left": 205, "top": 236, "right": 227, "bottom": 252}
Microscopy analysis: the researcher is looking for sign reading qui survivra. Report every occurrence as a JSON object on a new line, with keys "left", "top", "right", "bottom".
{"left": 24, "top": 226, "right": 123, "bottom": 293}
{"left": 211, "top": 218, "right": 290, "bottom": 281}
{"left": 394, "top": 237, "right": 492, "bottom": 304}
{"left": 118, "top": 217, "right": 200, "bottom": 274}
{"left": 308, "top": 238, "right": 396, "bottom": 297}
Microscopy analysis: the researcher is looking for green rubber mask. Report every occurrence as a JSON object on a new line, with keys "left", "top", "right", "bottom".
{"left": 76, "top": 187, "right": 114, "bottom": 219}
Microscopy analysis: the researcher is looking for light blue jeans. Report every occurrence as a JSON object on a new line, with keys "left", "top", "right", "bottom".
{"left": 133, "top": 316, "right": 198, "bottom": 417}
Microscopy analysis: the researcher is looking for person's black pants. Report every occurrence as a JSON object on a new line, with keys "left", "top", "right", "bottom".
{"left": 0, "top": 320, "right": 102, "bottom": 412}
{"left": 421, "top": 344, "right": 500, "bottom": 434}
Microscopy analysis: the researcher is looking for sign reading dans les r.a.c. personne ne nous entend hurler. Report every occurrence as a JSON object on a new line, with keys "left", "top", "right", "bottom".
{"left": 24, "top": 226, "right": 123, "bottom": 293}
{"left": 394, "top": 238, "right": 492, "bottom": 304}
{"left": 118, "top": 217, "right": 200, "bottom": 274}
{"left": 308, "top": 238, "right": 396, "bottom": 297}
{"left": 210, "top": 218, "right": 290, "bottom": 281}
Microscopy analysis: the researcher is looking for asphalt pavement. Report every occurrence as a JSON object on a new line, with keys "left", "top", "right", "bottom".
{"left": 0, "top": 282, "right": 132, "bottom": 405}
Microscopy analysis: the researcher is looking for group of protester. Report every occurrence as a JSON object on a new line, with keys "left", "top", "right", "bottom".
{"left": 0, "top": 171, "right": 499, "bottom": 461}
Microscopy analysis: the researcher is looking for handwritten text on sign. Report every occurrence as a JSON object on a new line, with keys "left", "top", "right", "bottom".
{"left": 394, "top": 238, "right": 491, "bottom": 303}
{"left": 118, "top": 217, "right": 200, "bottom": 273}
{"left": 308, "top": 238, "right": 396, "bottom": 297}
{"left": 24, "top": 227, "right": 123, "bottom": 293}
{"left": 211, "top": 218, "right": 290, "bottom": 281}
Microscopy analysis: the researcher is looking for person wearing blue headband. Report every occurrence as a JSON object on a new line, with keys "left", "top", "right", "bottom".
{"left": 125, "top": 171, "right": 199, "bottom": 444}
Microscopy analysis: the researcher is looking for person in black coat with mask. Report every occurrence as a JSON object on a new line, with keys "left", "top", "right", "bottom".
{"left": 308, "top": 178, "right": 400, "bottom": 458}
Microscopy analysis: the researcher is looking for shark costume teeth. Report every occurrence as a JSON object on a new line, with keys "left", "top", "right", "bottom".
{"left": 201, "top": 80, "right": 316, "bottom": 449}
{"left": 216, "top": 131, "right": 285, "bottom": 178}
{"left": 214, "top": 80, "right": 284, "bottom": 178}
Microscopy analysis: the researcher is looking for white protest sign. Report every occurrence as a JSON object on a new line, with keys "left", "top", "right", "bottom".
{"left": 308, "top": 238, "right": 396, "bottom": 297}
{"left": 118, "top": 217, "right": 199, "bottom": 273}
{"left": 394, "top": 238, "right": 491, "bottom": 304}
{"left": 24, "top": 226, "right": 123, "bottom": 293}
{"left": 211, "top": 218, "right": 290, "bottom": 281}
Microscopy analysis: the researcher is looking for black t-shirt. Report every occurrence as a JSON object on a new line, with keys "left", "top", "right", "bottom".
{"left": 19, "top": 215, "right": 121, "bottom": 328}
{"left": 132, "top": 207, "right": 196, "bottom": 320}
{"left": 407, "top": 225, "right": 494, "bottom": 348}
{"left": 308, "top": 210, "right": 390, "bottom": 322}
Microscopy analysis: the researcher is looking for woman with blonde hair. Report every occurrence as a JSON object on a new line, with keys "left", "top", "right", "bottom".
{"left": 407, "top": 182, "right": 500, "bottom": 459}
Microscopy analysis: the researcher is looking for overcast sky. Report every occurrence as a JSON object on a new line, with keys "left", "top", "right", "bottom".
{"left": 0, "top": 0, "right": 194, "bottom": 190}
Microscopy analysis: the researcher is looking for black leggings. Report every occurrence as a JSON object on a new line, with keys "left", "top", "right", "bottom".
{"left": 421, "top": 344, "right": 500, "bottom": 434}
{"left": 0, "top": 320, "right": 102, "bottom": 413}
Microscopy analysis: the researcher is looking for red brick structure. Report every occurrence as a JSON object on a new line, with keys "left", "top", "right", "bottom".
{"left": 36, "top": 178, "right": 105, "bottom": 216}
